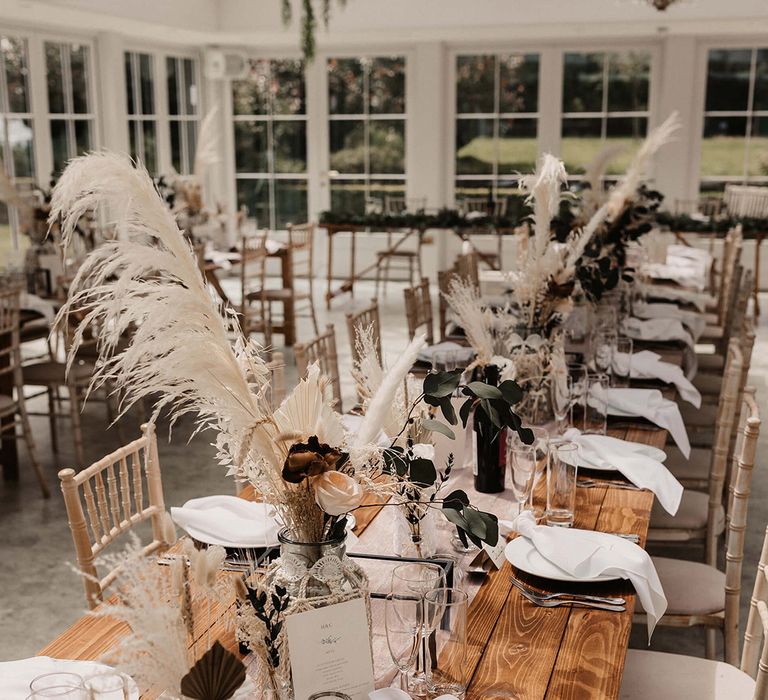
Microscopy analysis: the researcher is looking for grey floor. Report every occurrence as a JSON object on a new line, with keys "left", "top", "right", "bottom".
{"left": 1, "top": 277, "right": 767, "bottom": 666}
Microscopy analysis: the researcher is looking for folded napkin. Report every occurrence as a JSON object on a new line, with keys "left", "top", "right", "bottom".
{"left": 563, "top": 428, "right": 682, "bottom": 515}
{"left": 501, "top": 511, "right": 667, "bottom": 638}
{"left": 370, "top": 690, "right": 459, "bottom": 700}
{"left": 667, "top": 244, "right": 713, "bottom": 267}
{"left": 416, "top": 341, "right": 475, "bottom": 365}
{"left": 621, "top": 317, "right": 695, "bottom": 349}
{"left": 171, "top": 496, "right": 281, "bottom": 548}
{"left": 19, "top": 292, "right": 56, "bottom": 323}
{"left": 590, "top": 385, "right": 691, "bottom": 458}
{"left": 632, "top": 301, "right": 706, "bottom": 342}
{"left": 643, "top": 262, "right": 707, "bottom": 292}
{"left": 613, "top": 350, "right": 701, "bottom": 408}
{"left": 0, "top": 657, "right": 138, "bottom": 700}
{"left": 638, "top": 282, "right": 715, "bottom": 312}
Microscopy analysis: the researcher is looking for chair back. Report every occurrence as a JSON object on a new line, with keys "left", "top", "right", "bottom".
{"left": 455, "top": 251, "right": 480, "bottom": 288}
{"left": 404, "top": 277, "right": 434, "bottom": 345}
{"left": 239, "top": 230, "right": 270, "bottom": 338}
{"left": 294, "top": 324, "right": 342, "bottom": 411}
{"left": 722, "top": 391, "right": 761, "bottom": 666}
{"left": 384, "top": 196, "right": 426, "bottom": 215}
{"left": 346, "top": 300, "right": 382, "bottom": 369}
{"left": 725, "top": 185, "right": 768, "bottom": 219}
{"left": 58, "top": 423, "right": 169, "bottom": 609}
{"left": 287, "top": 223, "right": 315, "bottom": 282}
{"left": 0, "top": 286, "right": 22, "bottom": 386}
{"left": 717, "top": 227, "right": 743, "bottom": 325}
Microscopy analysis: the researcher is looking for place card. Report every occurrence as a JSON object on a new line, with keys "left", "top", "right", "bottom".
{"left": 285, "top": 597, "right": 375, "bottom": 700}
{"left": 482, "top": 538, "right": 507, "bottom": 569}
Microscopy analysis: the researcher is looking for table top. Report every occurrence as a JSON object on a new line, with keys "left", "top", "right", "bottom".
{"left": 38, "top": 420, "right": 664, "bottom": 699}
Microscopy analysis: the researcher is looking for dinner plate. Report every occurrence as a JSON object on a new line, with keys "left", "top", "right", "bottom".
{"left": 505, "top": 535, "right": 621, "bottom": 583}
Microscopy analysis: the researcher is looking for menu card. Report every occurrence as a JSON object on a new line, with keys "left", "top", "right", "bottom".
{"left": 285, "top": 597, "right": 375, "bottom": 700}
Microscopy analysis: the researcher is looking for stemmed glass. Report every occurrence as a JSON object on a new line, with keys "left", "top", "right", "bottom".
{"left": 422, "top": 588, "right": 469, "bottom": 699}
{"left": 385, "top": 593, "right": 423, "bottom": 692}
{"left": 506, "top": 437, "right": 537, "bottom": 517}
{"left": 550, "top": 367, "right": 571, "bottom": 435}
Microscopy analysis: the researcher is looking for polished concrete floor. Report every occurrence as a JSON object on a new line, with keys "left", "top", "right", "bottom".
{"left": 1, "top": 278, "right": 767, "bottom": 665}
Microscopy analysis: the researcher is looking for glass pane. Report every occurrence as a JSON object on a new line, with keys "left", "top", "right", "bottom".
{"left": 560, "top": 117, "right": 603, "bottom": 174}
{"left": 499, "top": 53, "right": 539, "bottom": 113}
{"left": 232, "top": 60, "right": 270, "bottom": 116}
{"left": 754, "top": 49, "right": 768, "bottom": 111}
{"left": 70, "top": 44, "right": 89, "bottom": 113}
{"left": 456, "top": 118, "right": 494, "bottom": 175}
{"left": 369, "top": 57, "right": 405, "bottom": 114}
{"left": 167, "top": 57, "right": 179, "bottom": 115}
{"left": 74, "top": 119, "right": 91, "bottom": 155}
{"left": 328, "top": 58, "right": 364, "bottom": 114}
{"left": 456, "top": 55, "right": 495, "bottom": 114}
{"left": 50, "top": 119, "right": 68, "bottom": 175}
{"left": 45, "top": 43, "right": 65, "bottom": 113}
{"left": 273, "top": 121, "right": 307, "bottom": 173}
{"left": 748, "top": 116, "right": 768, "bottom": 178}
{"left": 563, "top": 52, "right": 604, "bottom": 113}
{"left": 234, "top": 121, "right": 268, "bottom": 173}
{"left": 701, "top": 116, "right": 748, "bottom": 178}
{"left": 237, "top": 178, "right": 271, "bottom": 227}
{"left": 170, "top": 120, "right": 181, "bottom": 172}
{"left": 139, "top": 53, "right": 154, "bottom": 115}
{"left": 272, "top": 59, "right": 305, "bottom": 115}
{"left": 330, "top": 178, "right": 366, "bottom": 215}
{"left": 455, "top": 178, "right": 494, "bottom": 203}
{"left": 369, "top": 178, "right": 405, "bottom": 211}
{"left": 605, "top": 117, "right": 647, "bottom": 174}
{"left": 274, "top": 179, "right": 308, "bottom": 228}
{"left": 128, "top": 120, "right": 138, "bottom": 161}
{"left": 185, "top": 120, "right": 197, "bottom": 173}
{"left": 9, "top": 118, "right": 34, "bottom": 178}
{"left": 705, "top": 49, "right": 751, "bottom": 112}
{"left": 369, "top": 120, "right": 405, "bottom": 174}
{"left": 607, "top": 51, "right": 649, "bottom": 112}
{"left": 124, "top": 52, "right": 135, "bottom": 115}
{"left": 3, "top": 37, "right": 30, "bottom": 113}
{"left": 142, "top": 120, "right": 157, "bottom": 173}
{"left": 183, "top": 58, "right": 197, "bottom": 114}
{"left": 329, "top": 120, "right": 365, "bottom": 173}
{"left": 497, "top": 118, "right": 538, "bottom": 174}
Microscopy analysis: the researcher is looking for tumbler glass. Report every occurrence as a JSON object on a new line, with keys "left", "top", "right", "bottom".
{"left": 83, "top": 672, "right": 129, "bottom": 699}
{"left": 584, "top": 372, "right": 609, "bottom": 435}
{"left": 423, "top": 588, "right": 469, "bottom": 699}
{"left": 546, "top": 440, "right": 579, "bottom": 528}
{"left": 613, "top": 337, "right": 633, "bottom": 388}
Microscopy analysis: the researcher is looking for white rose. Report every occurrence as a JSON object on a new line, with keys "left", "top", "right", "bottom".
{"left": 411, "top": 443, "right": 435, "bottom": 461}
{"left": 314, "top": 471, "right": 365, "bottom": 516}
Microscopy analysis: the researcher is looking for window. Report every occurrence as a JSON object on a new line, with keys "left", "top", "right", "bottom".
{"left": 167, "top": 56, "right": 198, "bottom": 174}
{"left": 0, "top": 35, "right": 35, "bottom": 255}
{"left": 560, "top": 51, "right": 650, "bottom": 177}
{"left": 455, "top": 53, "right": 539, "bottom": 204}
{"left": 232, "top": 58, "right": 307, "bottom": 229}
{"left": 700, "top": 48, "right": 768, "bottom": 192}
{"left": 45, "top": 41, "right": 93, "bottom": 176}
{"left": 328, "top": 56, "right": 406, "bottom": 215}
{"left": 125, "top": 51, "right": 157, "bottom": 172}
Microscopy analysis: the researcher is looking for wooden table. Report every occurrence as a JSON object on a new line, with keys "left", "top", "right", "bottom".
{"left": 39, "top": 420, "right": 664, "bottom": 699}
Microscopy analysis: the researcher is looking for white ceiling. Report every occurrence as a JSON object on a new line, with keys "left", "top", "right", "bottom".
{"left": 2, "top": 0, "right": 768, "bottom": 47}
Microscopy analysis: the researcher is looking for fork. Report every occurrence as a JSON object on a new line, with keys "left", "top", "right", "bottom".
{"left": 578, "top": 478, "right": 645, "bottom": 491}
{"left": 511, "top": 581, "right": 626, "bottom": 612}
{"left": 508, "top": 576, "right": 626, "bottom": 606}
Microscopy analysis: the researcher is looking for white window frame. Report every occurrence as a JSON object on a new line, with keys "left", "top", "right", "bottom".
{"left": 166, "top": 54, "right": 200, "bottom": 175}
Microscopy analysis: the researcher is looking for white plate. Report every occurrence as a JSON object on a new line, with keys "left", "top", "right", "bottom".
{"left": 505, "top": 535, "right": 621, "bottom": 583}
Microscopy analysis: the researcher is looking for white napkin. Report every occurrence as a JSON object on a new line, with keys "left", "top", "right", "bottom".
{"left": 370, "top": 690, "right": 459, "bottom": 700}
{"left": 0, "top": 657, "right": 139, "bottom": 700}
{"left": 638, "top": 282, "right": 715, "bottom": 312}
{"left": 667, "top": 244, "right": 713, "bottom": 267}
{"left": 643, "top": 262, "right": 707, "bottom": 292}
{"left": 590, "top": 385, "right": 691, "bottom": 458}
{"left": 416, "top": 341, "right": 475, "bottom": 365}
{"left": 632, "top": 301, "right": 706, "bottom": 342}
{"left": 502, "top": 511, "right": 667, "bottom": 638}
{"left": 563, "top": 428, "right": 682, "bottom": 515}
{"left": 621, "top": 317, "right": 695, "bottom": 349}
{"left": 19, "top": 292, "right": 56, "bottom": 322}
{"left": 171, "top": 496, "right": 281, "bottom": 548}
{"left": 613, "top": 350, "right": 701, "bottom": 408}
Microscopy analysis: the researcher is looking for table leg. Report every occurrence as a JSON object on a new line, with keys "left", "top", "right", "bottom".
{"left": 326, "top": 227, "right": 334, "bottom": 310}
{"left": 282, "top": 248, "right": 296, "bottom": 346}
{"left": 0, "top": 334, "right": 19, "bottom": 480}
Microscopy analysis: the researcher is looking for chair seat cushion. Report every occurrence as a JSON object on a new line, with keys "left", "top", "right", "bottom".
{"left": 696, "top": 353, "right": 725, "bottom": 371}
{"left": 620, "top": 649, "right": 754, "bottom": 699}
{"left": 649, "top": 489, "right": 724, "bottom": 534}
{"left": 652, "top": 556, "right": 725, "bottom": 615}
{"left": 665, "top": 445, "right": 710, "bottom": 482}
{"left": 700, "top": 324, "right": 724, "bottom": 341}
{"left": 692, "top": 373, "right": 723, "bottom": 395}
{"left": 22, "top": 360, "right": 93, "bottom": 385}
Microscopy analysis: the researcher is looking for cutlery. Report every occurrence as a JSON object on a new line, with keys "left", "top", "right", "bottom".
{"left": 508, "top": 576, "right": 625, "bottom": 606}
{"left": 607, "top": 532, "right": 641, "bottom": 543}
{"left": 577, "top": 478, "right": 645, "bottom": 492}
{"left": 512, "top": 583, "right": 626, "bottom": 611}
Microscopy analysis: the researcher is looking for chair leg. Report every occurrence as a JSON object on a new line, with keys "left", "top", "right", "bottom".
{"left": 47, "top": 387, "right": 59, "bottom": 455}
{"left": 375, "top": 258, "right": 382, "bottom": 298}
{"left": 69, "top": 384, "right": 85, "bottom": 467}
{"left": 18, "top": 405, "right": 50, "bottom": 498}
{"left": 705, "top": 628, "right": 717, "bottom": 660}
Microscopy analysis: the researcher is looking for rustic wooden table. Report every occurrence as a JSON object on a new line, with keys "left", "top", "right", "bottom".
{"left": 39, "top": 420, "right": 664, "bottom": 700}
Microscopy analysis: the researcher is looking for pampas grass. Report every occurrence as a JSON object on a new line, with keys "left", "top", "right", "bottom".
{"left": 193, "top": 107, "right": 220, "bottom": 180}
{"left": 442, "top": 277, "right": 495, "bottom": 365}
{"left": 581, "top": 144, "right": 625, "bottom": 218}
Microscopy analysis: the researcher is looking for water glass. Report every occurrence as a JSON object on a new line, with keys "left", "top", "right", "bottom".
{"left": 385, "top": 593, "right": 423, "bottom": 692}
{"left": 567, "top": 363, "right": 588, "bottom": 430}
{"left": 546, "top": 441, "right": 579, "bottom": 528}
{"left": 592, "top": 330, "right": 617, "bottom": 377}
{"left": 26, "top": 690, "right": 87, "bottom": 699}
{"left": 506, "top": 437, "right": 536, "bottom": 516}
{"left": 550, "top": 367, "right": 571, "bottom": 434}
{"left": 584, "top": 372, "right": 609, "bottom": 435}
{"left": 613, "top": 337, "right": 634, "bottom": 388}
{"left": 30, "top": 674, "right": 84, "bottom": 692}
{"left": 423, "top": 588, "right": 469, "bottom": 699}
{"left": 83, "top": 672, "right": 129, "bottom": 699}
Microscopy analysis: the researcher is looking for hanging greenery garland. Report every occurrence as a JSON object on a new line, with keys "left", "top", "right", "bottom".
{"left": 282, "top": 0, "right": 347, "bottom": 62}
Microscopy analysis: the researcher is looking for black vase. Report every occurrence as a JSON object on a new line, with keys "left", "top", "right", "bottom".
{"left": 473, "top": 364, "right": 506, "bottom": 494}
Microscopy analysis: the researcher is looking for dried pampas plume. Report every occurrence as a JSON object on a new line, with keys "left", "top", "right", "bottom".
{"left": 193, "top": 106, "right": 220, "bottom": 181}
{"left": 442, "top": 277, "right": 494, "bottom": 365}
{"left": 581, "top": 144, "right": 625, "bottom": 217}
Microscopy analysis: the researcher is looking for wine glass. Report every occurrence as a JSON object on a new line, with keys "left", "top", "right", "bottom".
{"left": 506, "top": 438, "right": 536, "bottom": 517}
{"left": 550, "top": 367, "right": 571, "bottom": 435}
{"left": 385, "top": 593, "right": 423, "bottom": 692}
{"left": 422, "top": 588, "right": 469, "bottom": 698}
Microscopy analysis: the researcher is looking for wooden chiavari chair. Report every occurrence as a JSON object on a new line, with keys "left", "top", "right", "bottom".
{"left": 294, "top": 325, "right": 342, "bottom": 412}
{"left": 285, "top": 223, "right": 320, "bottom": 338}
{"left": 455, "top": 250, "right": 480, "bottom": 288}
{"left": 647, "top": 340, "right": 743, "bottom": 566}
{"left": 634, "top": 391, "right": 760, "bottom": 662}
{"left": 0, "top": 286, "right": 48, "bottom": 497}
{"left": 346, "top": 299, "right": 382, "bottom": 369}
{"left": 374, "top": 228, "right": 424, "bottom": 297}
{"left": 59, "top": 423, "right": 171, "bottom": 609}
{"left": 403, "top": 277, "right": 434, "bottom": 345}
{"left": 240, "top": 230, "right": 273, "bottom": 350}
